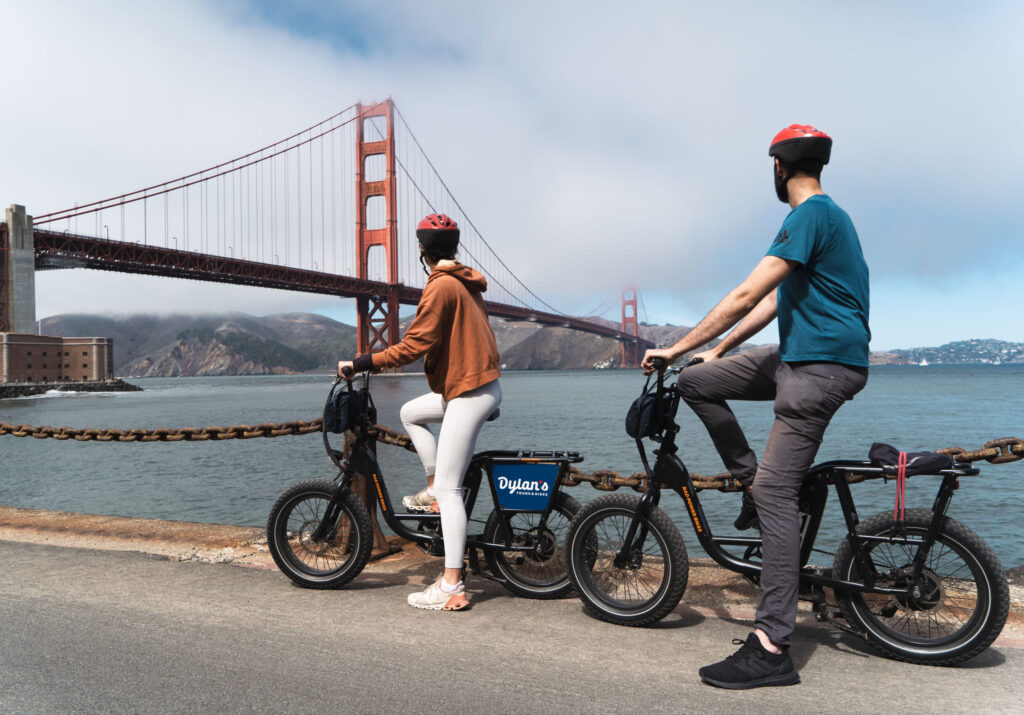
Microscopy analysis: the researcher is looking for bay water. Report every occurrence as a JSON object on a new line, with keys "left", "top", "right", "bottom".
{"left": 2, "top": 366, "right": 1022, "bottom": 569}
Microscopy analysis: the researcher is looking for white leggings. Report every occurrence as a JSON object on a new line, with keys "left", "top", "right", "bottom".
{"left": 400, "top": 379, "right": 502, "bottom": 570}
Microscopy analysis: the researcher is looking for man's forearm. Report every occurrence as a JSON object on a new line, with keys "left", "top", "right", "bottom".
{"left": 664, "top": 289, "right": 756, "bottom": 361}
{"left": 713, "top": 293, "right": 777, "bottom": 356}
{"left": 647, "top": 255, "right": 793, "bottom": 367}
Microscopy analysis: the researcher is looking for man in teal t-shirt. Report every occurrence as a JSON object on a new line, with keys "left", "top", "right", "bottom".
{"left": 642, "top": 125, "right": 869, "bottom": 689}
{"left": 769, "top": 193, "right": 870, "bottom": 366}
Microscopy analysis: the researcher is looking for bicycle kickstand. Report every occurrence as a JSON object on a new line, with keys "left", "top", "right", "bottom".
{"left": 467, "top": 547, "right": 482, "bottom": 576}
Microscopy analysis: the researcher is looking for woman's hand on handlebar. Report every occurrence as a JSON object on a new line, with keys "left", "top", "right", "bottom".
{"left": 337, "top": 360, "right": 355, "bottom": 380}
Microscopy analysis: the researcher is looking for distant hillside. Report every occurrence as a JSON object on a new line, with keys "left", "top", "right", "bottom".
{"left": 39, "top": 312, "right": 708, "bottom": 376}
{"left": 889, "top": 339, "right": 1024, "bottom": 365}
{"left": 40, "top": 313, "right": 358, "bottom": 377}
{"left": 37, "top": 313, "right": 1023, "bottom": 377}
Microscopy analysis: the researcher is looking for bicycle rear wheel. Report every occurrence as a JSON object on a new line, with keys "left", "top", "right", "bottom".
{"left": 483, "top": 492, "right": 581, "bottom": 599}
{"left": 833, "top": 509, "right": 1009, "bottom": 665}
{"left": 565, "top": 493, "right": 688, "bottom": 626}
{"left": 267, "top": 480, "right": 373, "bottom": 589}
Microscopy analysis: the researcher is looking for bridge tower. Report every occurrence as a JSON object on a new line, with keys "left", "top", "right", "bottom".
{"left": 621, "top": 286, "right": 640, "bottom": 368}
{"left": 0, "top": 204, "right": 36, "bottom": 334}
{"left": 354, "top": 100, "right": 400, "bottom": 357}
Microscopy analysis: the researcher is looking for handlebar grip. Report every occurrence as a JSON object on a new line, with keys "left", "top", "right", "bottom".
{"left": 341, "top": 366, "right": 354, "bottom": 379}
{"left": 651, "top": 357, "right": 667, "bottom": 370}
{"left": 685, "top": 357, "right": 704, "bottom": 368}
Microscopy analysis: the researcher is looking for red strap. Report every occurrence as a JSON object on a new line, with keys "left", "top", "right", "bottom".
{"left": 894, "top": 451, "right": 907, "bottom": 523}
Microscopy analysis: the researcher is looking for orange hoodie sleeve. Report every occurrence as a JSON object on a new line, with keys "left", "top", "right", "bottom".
{"left": 368, "top": 279, "right": 449, "bottom": 370}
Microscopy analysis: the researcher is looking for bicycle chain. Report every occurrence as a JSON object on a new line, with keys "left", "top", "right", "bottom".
{"left": 2, "top": 419, "right": 1020, "bottom": 492}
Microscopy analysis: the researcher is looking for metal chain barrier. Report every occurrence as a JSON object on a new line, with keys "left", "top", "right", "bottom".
{"left": 2, "top": 418, "right": 1020, "bottom": 492}
{"left": 367, "top": 424, "right": 416, "bottom": 450}
{"left": 0, "top": 419, "right": 323, "bottom": 442}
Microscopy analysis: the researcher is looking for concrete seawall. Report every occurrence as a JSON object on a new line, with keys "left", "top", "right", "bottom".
{"left": 1, "top": 504, "right": 1022, "bottom": 648}
{"left": 0, "top": 378, "right": 141, "bottom": 399}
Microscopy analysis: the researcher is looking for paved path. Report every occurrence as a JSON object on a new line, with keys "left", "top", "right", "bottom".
{"left": 1, "top": 536, "right": 1022, "bottom": 714}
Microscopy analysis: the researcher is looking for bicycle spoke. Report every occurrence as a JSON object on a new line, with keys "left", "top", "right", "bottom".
{"left": 490, "top": 501, "right": 576, "bottom": 590}
{"left": 586, "top": 513, "right": 666, "bottom": 606}
{"left": 853, "top": 524, "right": 988, "bottom": 642}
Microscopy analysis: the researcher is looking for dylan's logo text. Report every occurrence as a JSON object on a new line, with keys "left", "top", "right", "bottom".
{"left": 497, "top": 476, "right": 550, "bottom": 495}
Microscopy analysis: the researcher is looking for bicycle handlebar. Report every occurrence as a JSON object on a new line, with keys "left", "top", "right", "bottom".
{"left": 651, "top": 356, "right": 703, "bottom": 384}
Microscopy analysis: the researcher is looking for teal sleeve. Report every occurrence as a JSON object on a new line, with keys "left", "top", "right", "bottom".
{"left": 766, "top": 224, "right": 812, "bottom": 265}
{"left": 766, "top": 202, "right": 824, "bottom": 266}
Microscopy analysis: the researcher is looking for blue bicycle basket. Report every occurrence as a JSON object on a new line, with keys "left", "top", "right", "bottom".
{"left": 491, "top": 462, "right": 559, "bottom": 512}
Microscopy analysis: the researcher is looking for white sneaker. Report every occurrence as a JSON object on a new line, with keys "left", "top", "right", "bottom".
{"left": 407, "top": 579, "right": 469, "bottom": 611}
{"left": 402, "top": 488, "right": 437, "bottom": 512}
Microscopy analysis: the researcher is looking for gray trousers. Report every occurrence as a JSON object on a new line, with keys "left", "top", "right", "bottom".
{"left": 676, "top": 346, "right": 868, "bottom": 645}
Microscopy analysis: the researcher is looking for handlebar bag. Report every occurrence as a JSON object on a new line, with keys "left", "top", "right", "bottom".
{"left": 625, "top": 376, "right": 672, "bottom": 439}
{"left": 323, "top": 385, "right": 375, "bottom": 434}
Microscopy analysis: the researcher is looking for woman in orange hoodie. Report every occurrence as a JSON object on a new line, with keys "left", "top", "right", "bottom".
{"left": 338, "top": 214, "right": 501, "bottom": 611}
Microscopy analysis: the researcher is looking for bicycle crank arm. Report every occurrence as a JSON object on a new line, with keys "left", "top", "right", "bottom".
{"left": 810, "top": 588, "right": 866, "bottom": 639}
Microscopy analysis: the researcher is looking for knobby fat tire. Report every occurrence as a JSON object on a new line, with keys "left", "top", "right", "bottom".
{"left": 482, "top": 492, "right": 582, "bottom": 599}
{"left": 566, "top": 493, "right": 689, "bottom": 626}
{"left": 832, "top": 508, "right": 1009, "bottom": 665}
{"left": 267, "top": 480, "right": 373, "bottom": 589}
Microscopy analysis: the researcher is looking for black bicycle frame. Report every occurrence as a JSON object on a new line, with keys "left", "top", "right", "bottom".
{"left": 623, "top": 372, "right": 975, "bottom": 599}
{"left": 320, "top": 374, "right": 583, "bottom": 559}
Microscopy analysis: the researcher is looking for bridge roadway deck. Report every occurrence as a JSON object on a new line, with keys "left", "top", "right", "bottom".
{"left": 0, "top": 506, "right": 1021, "bottom": 713}
{"left": 30, "top": 228, "right": 653, "bottom": 347}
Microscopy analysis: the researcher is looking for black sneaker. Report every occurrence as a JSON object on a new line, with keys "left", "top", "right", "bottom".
{"left": 699, "top": 633, "right": 800, "bottom": 689}
{"left": 734, "top": 488, "right": 760, "bottom": 531}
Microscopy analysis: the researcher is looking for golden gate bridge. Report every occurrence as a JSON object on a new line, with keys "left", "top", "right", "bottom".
{"left": 0, "top": 99, "right": 652, "bottom": 365}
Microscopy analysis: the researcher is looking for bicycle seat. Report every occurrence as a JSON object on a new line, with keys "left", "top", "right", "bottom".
{"left": 486, "top": 408, "right": 500, "bottom": 422}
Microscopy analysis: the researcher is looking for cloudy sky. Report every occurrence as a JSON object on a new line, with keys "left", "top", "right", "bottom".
{"left": 1, "top": 0, "right": 1021, "bottom": 351}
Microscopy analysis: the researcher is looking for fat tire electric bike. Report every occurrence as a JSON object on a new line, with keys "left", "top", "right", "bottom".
{"left": 267, "top": 371, "right": 584, "bottom": 599}
{"left": 564, "top": 359, "right": 1010, "bottom": 666}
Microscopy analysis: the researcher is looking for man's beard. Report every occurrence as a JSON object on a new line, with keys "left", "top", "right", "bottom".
{"left": 774, "top": 167, "right": 789, "bottom": 203}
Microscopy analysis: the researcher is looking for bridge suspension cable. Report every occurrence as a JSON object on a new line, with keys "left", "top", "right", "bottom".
{"left": 578, "top": 294, "right": 620, "bottom": 320}
{"left": 387, "top": 105, "right": 567, "bottom": 316}
{"left": 24, "top": 100, "right": 643, "bottom": 342}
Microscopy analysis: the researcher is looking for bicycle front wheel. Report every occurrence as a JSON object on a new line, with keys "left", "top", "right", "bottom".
{"left": 565, "top": 493, "right": 688, "bottom": 626}
{"left": 833, "top": 509, "right": 1009, "bottom": 665}
{"left": 267, "top": 480, "right": 373, "bottom": 589}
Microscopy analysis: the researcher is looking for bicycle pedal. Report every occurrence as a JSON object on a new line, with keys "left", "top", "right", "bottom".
{"left": 820, "top": 608, "right": 864, "bottom": 638}
{"left": 415, "top": 540, "right": 444, "bottom": 557}
{"left": 399, "top": 512, "right": 440, "bottom": 519}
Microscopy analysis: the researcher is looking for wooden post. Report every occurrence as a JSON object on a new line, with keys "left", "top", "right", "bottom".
{"left": 344, "top": 431, "right": 401, "bottom": 559}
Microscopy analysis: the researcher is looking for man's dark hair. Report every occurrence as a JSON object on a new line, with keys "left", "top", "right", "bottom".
{"left": 780, "top": 158, "right": 824, "bottom": 180}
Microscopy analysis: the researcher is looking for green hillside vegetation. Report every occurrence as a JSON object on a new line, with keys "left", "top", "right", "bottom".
{"left": 292, "top": 336, "right": 359, "bottom": 369}
{"left": 177, "top": 328, "right": 320, "bottom": 371}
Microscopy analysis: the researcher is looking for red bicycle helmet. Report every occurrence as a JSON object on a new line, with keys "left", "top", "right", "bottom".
{"left": 416, "top": 213, "right": 460, "bottom": 253}
{"left": 769, "top": 124, "right": 832, "bottom": 165}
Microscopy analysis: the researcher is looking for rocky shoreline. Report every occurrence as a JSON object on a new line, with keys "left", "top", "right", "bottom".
{"left": 0, "top": 378, "right": 142, "bottom": 399}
